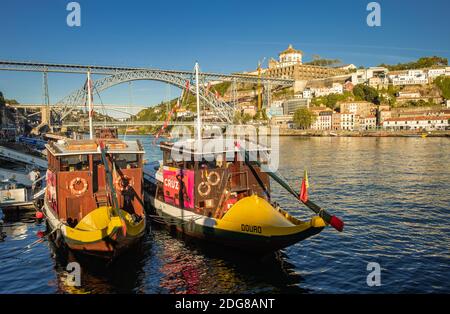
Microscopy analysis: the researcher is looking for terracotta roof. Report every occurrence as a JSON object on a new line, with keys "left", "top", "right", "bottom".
{"left": 385, "top": 115, "right": 450, "bottom": 122}
{"left": 279, "top": 44, "right": 303, "bottom": 55}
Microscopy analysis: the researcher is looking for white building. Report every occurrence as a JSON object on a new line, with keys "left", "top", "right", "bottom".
{"left": 339, "top": 113, "right": 358, "bottom": 130}
{"left": 336, "top": 64, "right": 357, "bottom": 71}
{"left": 311, "top": 83, "right": 343, "bottom": 97}
{"left": 302, "top": 89, "right": 313, "bottom": 99}
{"left": 428, "top": 68, "right": 447, "bottom": 78}
{"left": 278, "top": 44, "right": 303, "bottom": 67}
{"left": 383, "top": 116, "right": 450, "bottom": 131}
{"left": 389, "top": 70, "right": 429, "bottom": 86}
{"left": 359, "top": 116, "right": 377, "bottom": 130}
{"left": 351, "top": 67, "right": 389, "bottom": 85}
{"left": 311, "top": 109, "right": 333, "bottom": 130}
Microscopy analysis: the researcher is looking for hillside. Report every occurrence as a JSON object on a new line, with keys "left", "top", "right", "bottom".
{"left": 378, "top": 56, "right": 448, "bottom": 71}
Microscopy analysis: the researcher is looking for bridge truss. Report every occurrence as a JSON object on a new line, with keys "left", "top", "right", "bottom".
{"left": 0, "top": 60, "right": 295, "bottom": 125}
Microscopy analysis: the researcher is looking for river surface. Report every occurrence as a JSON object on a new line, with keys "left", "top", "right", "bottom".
{"left": 1, "top": 136, "right": 449, "bottom": 293}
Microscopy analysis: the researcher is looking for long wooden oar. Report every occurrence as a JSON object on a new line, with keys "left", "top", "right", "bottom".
{"left": 241, "top": 147, "right": 344, "bottom": 232}
{"left": 99, "top": 141, "right": 127, "bottom": 236}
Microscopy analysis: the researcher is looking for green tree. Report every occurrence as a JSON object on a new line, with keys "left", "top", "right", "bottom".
{"left": 378, "top": 56, "right": 448, "bottom": 71}
{"left": 434, "top": 76, "right": 450, "bottom": 99}
{"left": 305, "top": 58, "right": 342, "bottom": 67}
{"left": 293, "top": 108, "right": 316, "bottom": 129}
{"left": 253, "top": 109, "right": 268, "bottom": 121}
{"left": 352, "top": 84, "right": 380, "bottom": 104}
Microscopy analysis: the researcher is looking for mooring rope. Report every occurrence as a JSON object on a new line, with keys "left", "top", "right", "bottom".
{"left": 0, "top": 207, "right": 63, "bottom": 263}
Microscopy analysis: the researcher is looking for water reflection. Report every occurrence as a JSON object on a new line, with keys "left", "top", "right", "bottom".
{"left": 0, "top": 136, "right": 449, "bottom": 293}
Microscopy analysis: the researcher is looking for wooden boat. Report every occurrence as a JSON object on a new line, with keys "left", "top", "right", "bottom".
{"left": 43, "top": 138, "right": 146, "bottom": 258}
{"left": 144, "top": 62, "right": 342, "bottom": 253}
{"left": 144, "top": 139, "right": 327, "bottom": 253}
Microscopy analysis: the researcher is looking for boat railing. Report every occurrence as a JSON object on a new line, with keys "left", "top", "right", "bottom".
{"left": 32, "top": 174, "right": 47, "bottom": 187}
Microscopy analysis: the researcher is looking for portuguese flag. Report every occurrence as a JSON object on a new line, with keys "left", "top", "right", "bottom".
{"left": 299, "top": 169, "right": 309, "bottom": 203}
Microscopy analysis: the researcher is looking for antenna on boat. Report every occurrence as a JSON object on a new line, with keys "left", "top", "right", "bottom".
{"left": 194, "top": 62, "right": 202, "bottom": 153}
{"left": 87, "top": 68, "right": 94, "bottom": 139}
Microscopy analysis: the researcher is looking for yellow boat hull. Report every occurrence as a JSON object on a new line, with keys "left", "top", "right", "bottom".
{"left": 153, "top": 195, "right": 325, "bottom": 252}
{"left": 44, "top": 203, "right": 146, "bottom": 257}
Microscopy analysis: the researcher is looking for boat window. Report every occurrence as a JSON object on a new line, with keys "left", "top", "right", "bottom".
{"left": 163, "top": 150, "right": 174, "bottom": 167}
{"left": 60, "top": 155, "right": 89, "bottom": 172}
{"left": 114, "top": 154, "right": 139, "bottom": 169}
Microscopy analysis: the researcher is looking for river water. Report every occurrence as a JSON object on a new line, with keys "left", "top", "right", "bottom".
{"left": 0, "top": 136, "right": 449, "bottom": 293}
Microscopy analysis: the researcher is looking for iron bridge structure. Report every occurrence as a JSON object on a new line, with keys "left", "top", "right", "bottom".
{"left": 0, "top": 60, "right": 295, "bottom": 125}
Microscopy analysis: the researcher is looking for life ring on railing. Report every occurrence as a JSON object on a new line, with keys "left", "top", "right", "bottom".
{"left": 116, "top": 175, "right": 132, "bottom": 192}
{"left": 207, "top": 171, "right": 220, "bottom": 186}
{"left": 69, "top": 177, "right": 88, "bottom": 196}
{"left": 197, "top": 182, "right": 211, "bottom": 197}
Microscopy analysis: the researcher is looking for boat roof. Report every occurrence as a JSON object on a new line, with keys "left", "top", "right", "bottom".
{"left": 159, "top": 138, "right": 271, "bottom": 155}
{"left": 46, "top": 139, "right": 145, "bottom": 157}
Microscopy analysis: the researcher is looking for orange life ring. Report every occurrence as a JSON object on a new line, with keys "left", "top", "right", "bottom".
{"left": 69, "top": 177, "right": 88, "bottom": 196}
{"left": 207, "top": 171, "right": 220, "bottom": 186}
{"left": 197, "top": 182, "right": 211, "bottom": 197}
{"left": 116, "top": 175, "right": 132, "bottom": 192}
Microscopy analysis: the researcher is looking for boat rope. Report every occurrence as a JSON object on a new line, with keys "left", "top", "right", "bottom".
{"left": 0, "top": 207, "right": 62, "bottom": 263}
{"left": 148, "top": 213, "right": 203, "bottom": 225}
{"left": 0, "top": 225, "right": 60, "bottom": 263}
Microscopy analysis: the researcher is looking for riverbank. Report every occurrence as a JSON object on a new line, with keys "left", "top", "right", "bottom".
{"left": 278, "top": 129, "right": 450, "bottom": 137}
{"left": 119, "top": 129, "right": 450, "bottom": 138}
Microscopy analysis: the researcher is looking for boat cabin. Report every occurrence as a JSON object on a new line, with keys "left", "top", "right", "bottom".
{"left": 155, "top": 139, "right": 272, "bottom": 219}
{"left": 45, "top": 139, "right": 145, "bottom": 227}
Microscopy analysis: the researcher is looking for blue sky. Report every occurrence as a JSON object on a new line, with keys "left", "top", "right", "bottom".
{"left": 1, "top": 0, "right": 449, "bottom": 117}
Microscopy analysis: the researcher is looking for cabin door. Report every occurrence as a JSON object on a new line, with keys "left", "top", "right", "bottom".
{"left": 92, "top": 155, "right": 108, "bottom": 206}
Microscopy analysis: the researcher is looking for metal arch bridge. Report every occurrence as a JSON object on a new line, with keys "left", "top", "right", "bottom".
{"left": 0, "top": 60, "right": 294, "bottom": 85}
{"left": 0, "top": 60, "right": 294, "bottom": 124}
{"left": 62, "top": 120, "right": 229, "bottom": 128}
{"left": 55, "top": 69, "right": 236, "bottom": 123}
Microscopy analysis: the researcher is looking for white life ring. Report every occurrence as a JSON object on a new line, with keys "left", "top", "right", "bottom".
{"left": 69, "top": 177, "right": 88, "bottom": 196}
{"left": 197, "top": 182, "right": 211, "bottom": 197}
{"left": 207, "top": 171, "right": 220, "bottom": 186}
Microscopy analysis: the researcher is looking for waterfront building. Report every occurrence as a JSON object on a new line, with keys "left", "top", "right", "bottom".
{"left": 359, "top": 115, "right": 377, "bottom": 130}
{"left": 270, "top": 115, "right": 295, "bottom": 129}
{"left": 377, "top": 105, "right": 392, "bottom": 125}
{"left": 265, "top": 44, "right": 347, "bottom": 80}
{"left": 339, "top": 101, "right": 376, "bottom": 118}
{"left": 311, "top": 107, "right": 333, "bottom": 130}
{"left": 382, "top": 115, "right": 450, "bottom": 131}
{"left": 340, "top": 113, "right": 358, "bottom": 130}
{"left": 331, "top": 112, "right": 358, "bottom": 130}
{"left": 267, "top": 106, "right": 284, "bottom": 117}
{"left": 332, "top": 113, "right": 341, "bottom": 130}
{"left": 282, "top": 98, "right": 310, "bottom": 115}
